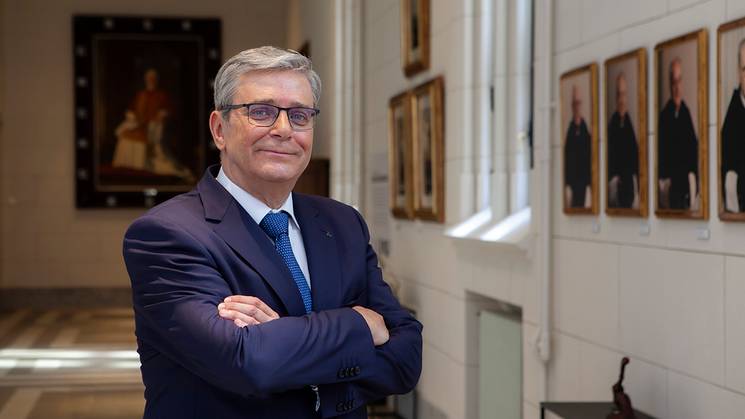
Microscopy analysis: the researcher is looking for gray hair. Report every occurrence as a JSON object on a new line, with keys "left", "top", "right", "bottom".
{"left": 213, "top": 46, "right": 321, "bottom": 116}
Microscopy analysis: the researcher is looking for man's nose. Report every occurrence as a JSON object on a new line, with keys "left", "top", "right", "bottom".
{"left": 270, "top": 110, "right": 293, "bottom": 137}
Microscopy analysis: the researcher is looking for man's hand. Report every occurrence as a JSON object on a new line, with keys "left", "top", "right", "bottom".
{"left": 218, "top": 295, "right": 279, "bottom": 328}
{"left": 688, "top": 172, "right": 698, "bottom": 211}
{"left": 725, "top": 170, "right": 739, "bottom": 212}
{"left": 564, "top": 185, "right": 572, "bottom": 207}
{"left": 352, "top": 306, "right": 389, "bottom": 346}
{"left": 609, "top": 176, "right": 620, "bottom": 206}
{"left": 659, "top": 178, "right": 671, "bottom": 209}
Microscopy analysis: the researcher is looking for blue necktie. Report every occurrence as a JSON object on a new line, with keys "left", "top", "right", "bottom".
{"left": 259, "top": 211, "right": 313, "bottom": 314}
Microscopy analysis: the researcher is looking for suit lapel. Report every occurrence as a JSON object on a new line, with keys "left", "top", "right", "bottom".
{"left": 198, "top": 167, "right": 306, "bottom": 316}
{"left": 294, "top": 194, "right": 342, "bottom": 311}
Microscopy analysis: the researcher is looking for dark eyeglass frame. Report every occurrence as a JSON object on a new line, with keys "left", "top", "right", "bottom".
{"left": 220, "top": 103, "right": 321, "bottom": 131}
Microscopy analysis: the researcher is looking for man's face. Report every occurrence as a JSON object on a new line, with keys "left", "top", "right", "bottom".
{"left": 145, "top": 69, "right": 159, "bottom": 91}
{"left": 211, "top": 70, "right": 314, "bottom": 189}
{"left": 670, "top": 61, "right": 683, "bottom": 107}
{"left": 739, "top": 43, "right": 745, "bottom": 92}
{"left": 616, "top": 75, "right": 628, "bottom": 116}
{"left": 571, "top": 85, "right": 581, "bottom": 120}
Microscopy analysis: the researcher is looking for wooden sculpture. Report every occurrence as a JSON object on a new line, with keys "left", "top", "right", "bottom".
{"left": 607, "top": 357, "right": 636, "bottom": 419}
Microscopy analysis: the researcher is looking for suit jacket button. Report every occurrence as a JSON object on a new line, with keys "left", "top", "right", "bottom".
{"left": 354, "top": 366, "right": 361, "bottom": 375}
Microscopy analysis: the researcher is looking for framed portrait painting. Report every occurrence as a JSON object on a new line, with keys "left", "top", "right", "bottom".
{"left": 400, "top": 0, "right": 430, "bottom": 77}
{"left": 560, "top": 63, "right": 599, "bottom": 215}
{"left": 718, "top": 17, "right": 745, "bottom": 221}
{"left": 654, "top": 29, "right": 708, "bottom": 219}
{"left": 604, "top": 48, "right": 648, "bottom": 217}
{"left": 412, "top": 77, "right": 445, "bottom": 223}
{"left": 389, "top": 91, "right": 414, "bottom": 219}
{"left": 73, "top": 15, "right": 221, "bottom": 208}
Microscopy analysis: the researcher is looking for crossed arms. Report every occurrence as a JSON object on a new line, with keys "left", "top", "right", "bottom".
{"left": 123, "top": 210, "right": 422, "bottom": 417}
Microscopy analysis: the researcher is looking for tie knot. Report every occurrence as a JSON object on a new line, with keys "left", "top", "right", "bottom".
{"left": 260, "top": 211, "right": 289, "bottom": 239}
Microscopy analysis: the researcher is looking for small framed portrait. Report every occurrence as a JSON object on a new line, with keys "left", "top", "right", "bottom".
{"left": 73, "top": 15, "right": 221, "bottom": 208}
{"left": 718, "top": 17, "right": 745, "bottom": 221}
{"left": 389, "top": 91, "right": 414, "bottom": 219}
{"left": 654, "top": 29, "right": 708, "bottom": 219}
{"left": 412, "top": 77, "right": 445, "bottom": 223}
{"left": 604, "top": 48, "right": 648, "bottom": 217}
{"left": 560, "top": 63, "right": 599, "bottom": 215}
{"left": 400, "top": 0, "right": 430, "bottom": 77}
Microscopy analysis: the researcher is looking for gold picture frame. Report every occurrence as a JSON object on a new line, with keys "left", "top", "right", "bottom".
{"left": 654, "top": 29, "right": 708, "bottom": 219}
{"left": 560, "top": 63, "right": 599, "bottom": 215}
{"left": 389, "top": 91, "right": 414, "bottom": 219}
{"left": 411, "top": 77, "right": 445, "bottom": 223}
{"left": 604, "top": 48, "right": 648, "bottom": 217}
{"left": 401, "top": 0, "right": 430, "bottom": 77}
{"left": 717, "top": 17, "right": 745, "bottom": 221}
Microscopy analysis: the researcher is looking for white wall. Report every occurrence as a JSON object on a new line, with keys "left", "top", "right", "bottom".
{"left": 0, "top": 0, "right": 288, "bottom": 288}
{"left": 287, "top": 0, "right": 335, "bottom": 160}
{"left": 361, "top": 1, "right": 538, "bottom": 418}
{"left": 546, "top": 1, "right": 745, "bottom": 418}
{"left": 362, "top": 0, "right": 745, "bottom": 418}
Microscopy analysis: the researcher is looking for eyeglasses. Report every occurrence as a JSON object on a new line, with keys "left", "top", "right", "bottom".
{"left": 220, "top": 103, "right": 320, "bottom": 131}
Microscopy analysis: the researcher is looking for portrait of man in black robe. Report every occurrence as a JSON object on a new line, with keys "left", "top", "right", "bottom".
{"left": 721, "top": 38, "right": 745, "bottom": 213}
{"left": 608, "top": 72, "right": 639, "bottom": 209}
{"left": 564, "top": 84, "right": 592, "bottom": 208}
{"left": 658, "top": 57, "right": 699, "bottom": 210}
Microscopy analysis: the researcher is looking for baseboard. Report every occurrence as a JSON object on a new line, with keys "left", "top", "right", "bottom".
{"left": 0, "top": 287, "right": 132, "bottom": 309}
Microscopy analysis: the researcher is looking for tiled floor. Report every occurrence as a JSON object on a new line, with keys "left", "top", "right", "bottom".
{"left": 0, "top": 308, "right": 143, "bottom": 419}
{"left": 0, "top": 308, "right": 403, "bottom": 419}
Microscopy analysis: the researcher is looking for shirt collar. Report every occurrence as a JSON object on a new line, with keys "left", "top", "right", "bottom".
{"left": 216, "top": 167, "right": 300, "bottom": 230}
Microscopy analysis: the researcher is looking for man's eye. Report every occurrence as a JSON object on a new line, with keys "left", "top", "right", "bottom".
{"left": 289, "top": 111, "right": 310, "bottom": 124}
{"left": 249, "top": 107, "right": 275, "bottom": 119}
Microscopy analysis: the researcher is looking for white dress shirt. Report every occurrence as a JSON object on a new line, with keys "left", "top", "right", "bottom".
{"left": 216, "top": 167, "right": 311, "bottom": 289}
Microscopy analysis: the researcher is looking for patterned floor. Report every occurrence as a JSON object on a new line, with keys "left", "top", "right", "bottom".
{"left": 0, "top": 308, "right": 404, "bottom": 419}
{"left": 0, "top": 308, "right": 143, "bottom": 419}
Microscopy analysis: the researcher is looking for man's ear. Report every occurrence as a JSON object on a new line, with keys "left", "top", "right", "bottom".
{"left": 209, "top": 110, "right": 226, "bottom": 151}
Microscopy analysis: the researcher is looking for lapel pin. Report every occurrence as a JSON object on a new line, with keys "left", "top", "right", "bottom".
{"left": 324, "top": 231, "right": 333, "bottom": 238}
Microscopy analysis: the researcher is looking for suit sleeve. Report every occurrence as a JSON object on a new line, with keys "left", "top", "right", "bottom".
{"left": 318, "top": 209, "right": 423, "bottom": 418}
{"left": 683, "top": 107, "right": 698, "bottom": 178}
{"left": 658, "top": 109, "right": 670, "bottom": 180}
{"left": 124, "top": 215, "right": 378, "bottom": 398}
{"left": 564, "top": 126, "right": 575, "bottom": 187}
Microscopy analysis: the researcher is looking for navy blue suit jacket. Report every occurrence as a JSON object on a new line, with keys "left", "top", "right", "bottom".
{"left": 123, "top": 166, "right": 423, "bottom": 418}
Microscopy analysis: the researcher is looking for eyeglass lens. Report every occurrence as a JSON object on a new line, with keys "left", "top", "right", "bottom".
{"left": 247, "top": 104, "right": 316, "bottom": 129}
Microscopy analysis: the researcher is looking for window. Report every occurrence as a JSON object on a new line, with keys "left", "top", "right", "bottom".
{"left": 447, "top": 0, "right": 533, "bottom": 243}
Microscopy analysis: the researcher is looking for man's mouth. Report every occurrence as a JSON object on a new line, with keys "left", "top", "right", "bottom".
{"left": 260, "top": 149, "right": 295, "bottom": 157}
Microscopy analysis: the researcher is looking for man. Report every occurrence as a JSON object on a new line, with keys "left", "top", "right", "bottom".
{"left": 658, "top": 57, "right": 698, "bottom": 210}
{"left": 607, "top": 72, "right": 639, "bottom": 209}
{"left": 721, "top": 38, "right": 745, "bottom": 213}
{"left": 123, "top": 46, "right": 423, "bottom": 419}
{"left": 113, "top": 68, "right": 171, "bottom": 171}
{"left": 113, "top": 68, "right": 194, "bottom": 180}
{"left": 564, "top": 84, "right": 592, "bottom": 208}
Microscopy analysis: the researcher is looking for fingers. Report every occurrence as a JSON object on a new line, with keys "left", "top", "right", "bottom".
{"left": 220, "top": 301, "right": 275, "bottom": 323}
{"left": 225, "top": 295, "right": 279, "bottom": 320}
{"left": 218, "top": 308, "right": 260, "bottom": 328}
{"left": 352, "top": 306, "right": 390, "bottom": 346}
{"left": 217, "top": 295, "right": 280, "bottom": 328}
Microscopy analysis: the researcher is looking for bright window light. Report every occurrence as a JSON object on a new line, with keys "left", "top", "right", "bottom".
{"left": 479, "top": 207, "right": 531, "bottom": 242}
{"left": 446, "top": 208, "right": 493, "bottom": 238}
